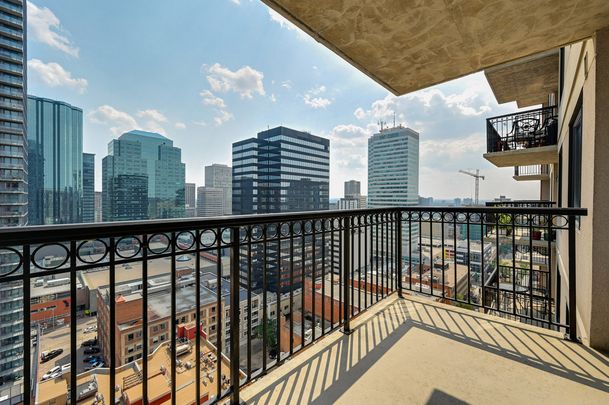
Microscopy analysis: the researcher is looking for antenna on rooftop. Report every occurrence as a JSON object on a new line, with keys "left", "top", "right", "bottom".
{"left": 393, "top": 112, "right": 396, "bottom": 128}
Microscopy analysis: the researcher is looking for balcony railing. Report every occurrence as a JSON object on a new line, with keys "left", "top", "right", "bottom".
{"left": 486, "top": 200, "right": 556, "bottom": 208}
{"left": 514, "top": 164, "right": 550, "bottom": 177}
{"left": 486, "top": 106, "right": 558, "bottom": 153}
{"left": 0, "top": 205, "right": 586, "bottom": 404}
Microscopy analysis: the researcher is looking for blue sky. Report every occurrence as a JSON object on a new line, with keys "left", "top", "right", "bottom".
{"left": 26, "top": 0, "right": 539, "bottom": 200}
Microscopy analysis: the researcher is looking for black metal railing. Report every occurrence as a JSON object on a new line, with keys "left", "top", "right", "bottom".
{"left": 514, "top": 164, "right": 550, "bottom": 177}
{"left": 486, "top": 200, "right": 556, "bottom": 208}
{"left": 487, "top": 106, "right": 558, "bottom": 153}
{"left": 0, "top": 205, "right": 586, "bottom": 404}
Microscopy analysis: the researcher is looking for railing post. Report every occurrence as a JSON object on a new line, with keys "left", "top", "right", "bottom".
{"left": 230, "top": 226, "right": 241, "bottom": 404}
{"left": 343, "top": 216, "right": 352, "bottom": 334}
{"left": 568, "top": 215, "right": 578, "bottom": 342}
{"left": 396, "top": 211, "right": 403, "bottom": 298}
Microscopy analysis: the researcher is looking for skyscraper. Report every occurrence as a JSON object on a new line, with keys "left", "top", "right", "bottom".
{"left": 368, "top": 125, "right": 419, "bottom": 262}
{"left": 0, "top": 0, "right": 26, "bottom": 227}
{"left": 344, "top": 180, "right": 361, "bottom": 199}
{"left": 0, "top": 0, "right": 26, "bottom": 391}
{"left": 94, "top": 191, "right": 102, "bottom": 222}
{"left": 339, "top": 179, "right": 366, "bottom": 209}
{"left": 204, "top": 163, "right": 231, "bottom": 215}
{"left": 196, "top": 186, "right": 224, "bottom": 217}
{"left": 27, "top": 96, "right": 83, "bottom": 225}
{"left": 232, "top": 126, "right": 329, "bottom": 214}
{"left": 102, "top": 130, "right": 185, "bottom": 221}
{"left": 232, "top": 126, "right": 330, "bottom": 292}
{"left": 185, "top": 182, "right": 196, "bottom": 217}
{"left": 102, "top": 138, "right": 149, "bottom": 221}
{"left": 82, "top": 153, "right": 95, "bottom": 223}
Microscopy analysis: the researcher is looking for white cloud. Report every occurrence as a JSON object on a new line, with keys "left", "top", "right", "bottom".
{"left": 193, "top": 120, "right": 208, "bottom": 127}
{"left": 27, "top": 59, "right": 87, "bottom": 93}
{"left": 88, "top": 105, "right": 169, "bottom": 136}
{"left": 213, "top": 110, "right": 234, "bottom": 126}
{"left": 175, "top": 122, "right": 186, "bottom": 129}
{"left": 268, "top": 9, "right": 310, "bottom": 41}
{"left": 87, "top": 105, "right": 138, "bottom": 136}
{"left": 303, "top": 85, "right": 331, "bottom": 109}
{"left": 27, "top": 1, "right": 79, "bottom": 57}
{"left": 200, "top": 90, "right": 227, "bottom": 108}
{"left": 304, "top": 94, "right": 331, "bottom": 109}
{"left": 206, "top": 63, "right": 265, "bottom": 99}
{"left": 353, "top": 107, "right": 367, "bottom": 120}
{"left": 229, "top": 0, "right": 240, "bottom": 4}
{"left": 270, "top": 94, "right": 277, "bottom": 103}
{"left": 137, "top": 109, "right": 167, "bottom": 123}
{"left": 281, "top": 80, "right": 292, "bottom": 90}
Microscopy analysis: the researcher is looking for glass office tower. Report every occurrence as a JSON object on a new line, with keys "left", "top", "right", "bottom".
{"left": 27, "top": 95, "right": 83, "bottom": 225}
{"left": 102, "top": 130, "right": 185, "bottom": 221}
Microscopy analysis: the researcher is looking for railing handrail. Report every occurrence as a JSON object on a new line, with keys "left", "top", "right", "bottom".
{"left": 0, "top": 206, "right": 587, "bottom": 246}
{"left": 486, "top": 105, "right": 557, "bottom": 123}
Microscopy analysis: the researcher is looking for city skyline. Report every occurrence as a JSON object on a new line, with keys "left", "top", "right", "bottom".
{"left": 25, "top": 0, "right": 540, "bottom": 200}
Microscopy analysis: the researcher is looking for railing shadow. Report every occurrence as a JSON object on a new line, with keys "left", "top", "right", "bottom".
{"left": 239, "top": 296, "right": 609, "bottom": 404}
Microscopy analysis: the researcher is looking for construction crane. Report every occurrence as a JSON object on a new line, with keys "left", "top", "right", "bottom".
{"left": 459, "top": 169, "right": 485, "bottom": 205}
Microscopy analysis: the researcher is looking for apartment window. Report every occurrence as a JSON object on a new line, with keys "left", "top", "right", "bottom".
{"left": 559, "top": 47, "right": 565, "bottom": 105}
{"left": 127, "top": 333, "right": 134, "bottom": 341}
{"left": 558, "top": 147, "right": 563, "bottom": 208}
{"left": 568, "top": 100, "right": 583, "bottom": 212}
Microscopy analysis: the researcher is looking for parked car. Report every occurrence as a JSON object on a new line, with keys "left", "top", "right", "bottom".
{"left": 83, "top": 355, "right": 102, "bottom": 363}
{"left": 82, "top": 338, "right": 97, "bottom": 347}
{"left": 83, "top": 325, "right": 97, "bottom": 334}
{"left": 83, "top": 347, "right": 100, "bottom": 355}
{"left": 41, "top": 349, "right": 63, "bottom": 363}
{"left": 89, "top": 360, "right": 102, "bottom": 368}
{"left": 61, "top": 364, "right": 70, "bottom": 374}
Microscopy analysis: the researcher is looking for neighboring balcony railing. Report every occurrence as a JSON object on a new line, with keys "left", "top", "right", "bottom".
{"left": 486, "top": 200, "right": 556, "bottom": 208}
{"left": 0, "top": 205, "right": 586, "bottom": 404}
{"left": 486, "top": 106, "right": 558, "bottom": 153}
{"left": 514, "top": 164, "right": 550, "bottom": 177}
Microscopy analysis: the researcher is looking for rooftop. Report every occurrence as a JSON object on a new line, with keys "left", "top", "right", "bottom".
{"left": 240, "top": 294, "right": 609, "bottom": 404}
{"left": 122, "top": 129, "right": 170, "bottom": 140}
{"left": 37, "top": 340, "right": 235, "bottom": 405}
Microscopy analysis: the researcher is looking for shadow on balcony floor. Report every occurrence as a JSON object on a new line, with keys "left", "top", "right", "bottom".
{"left": 238, "top": 295, "right": 609, "bottom": 405}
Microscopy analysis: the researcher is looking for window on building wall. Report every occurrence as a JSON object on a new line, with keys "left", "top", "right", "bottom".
{"left": 569, "top": 101, "right": 583, "bottom": 213}
{"left": 558, "top": 147, "right": 563, "bottom": 207}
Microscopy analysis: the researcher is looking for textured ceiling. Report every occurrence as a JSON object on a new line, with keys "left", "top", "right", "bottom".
{"left": 485, "top": 51, "right": 559, "bottom": 107}
{"left": 262, "top": 0, "right": 609, "bottom": 95}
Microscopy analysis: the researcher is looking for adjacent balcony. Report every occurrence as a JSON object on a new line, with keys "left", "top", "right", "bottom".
{"left": 513, "top": 164, "right": 551, "bottom": 181}
{"left": 1, "top": 205, "right": 604, "bottom": 405}
{"left": 484, "top": 106, "right": 558, "bottom": 167}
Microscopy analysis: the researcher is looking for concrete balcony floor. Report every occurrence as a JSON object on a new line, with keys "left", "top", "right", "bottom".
{"left": 239, "top": 295, "right": 609, "bottom": 404}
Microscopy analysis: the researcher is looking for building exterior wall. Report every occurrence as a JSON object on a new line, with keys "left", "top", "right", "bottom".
{"left": 0, "top": 0, "right": 26, "bottom": 228}
{"left": 554, "top": 28, "right": 609, "bottom": 349}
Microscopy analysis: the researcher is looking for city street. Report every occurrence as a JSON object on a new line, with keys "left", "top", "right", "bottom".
{"left": 37, "top": 316, "right": 99, "bottom": 380}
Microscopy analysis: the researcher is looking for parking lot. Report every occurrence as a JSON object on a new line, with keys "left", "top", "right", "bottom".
{"left": 37, "top": 316, "right": 101, "bottom": 380}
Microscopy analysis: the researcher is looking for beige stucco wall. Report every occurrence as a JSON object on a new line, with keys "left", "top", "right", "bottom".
{"left": 555, "top": 27, "right": 609, "bottom": 350}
